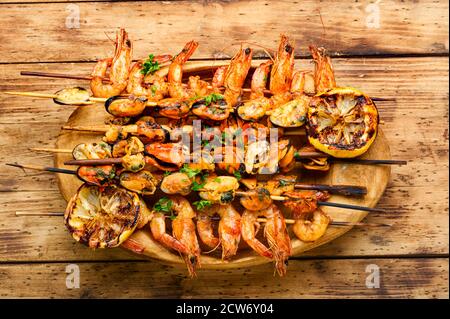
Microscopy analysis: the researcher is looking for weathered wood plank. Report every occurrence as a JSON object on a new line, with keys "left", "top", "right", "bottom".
{"left": 0, "top": 184, "right": 447, "bottom": 262}
{"left": 0, "top": 0, "right": 447, "bottom": 63}
{"left": 0, "top": 258, "right": 447, "bottom": 298}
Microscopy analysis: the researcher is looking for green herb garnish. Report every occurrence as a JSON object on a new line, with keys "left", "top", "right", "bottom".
{"left": 233, "top": 171, "right": 242, "bottom": 180}
{"left": 214, "top": 177, "right": 222, "bottom": 183}
{"left": 153, "top": 197, "right": 173, "bottom": 214}
{"left": 193, "top": 200, "right": 213, "bottom": 210}
{"left": 180, "top": 164, "right": 201, "bottom": 178}
{"left": 141, "top": 54, "right": 160, "bottom": 75}
{"left": 150, "top": 85, "right": 157, "bottom": 96}
{"left": 279, "top": 180, "right": 288, "bottom": 187}
{"left": 163, "top": 171, "right": 171, "bottom": 177}
{"left": 204, "top": 93, "right": 224, "bottom": 106}
{"left": 191, "top": 180, "right": 205, "bottom": 191}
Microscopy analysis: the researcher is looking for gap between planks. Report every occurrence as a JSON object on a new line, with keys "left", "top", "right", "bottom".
{"left": 0, "top": 254, "right": 448, "bottom": 265}
{"left": 0, "top": 53, "right": 448, "bottom": 66}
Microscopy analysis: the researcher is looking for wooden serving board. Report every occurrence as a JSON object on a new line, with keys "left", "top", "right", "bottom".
{"left": 55, "top": 62, "right": 391, "bottom": 270}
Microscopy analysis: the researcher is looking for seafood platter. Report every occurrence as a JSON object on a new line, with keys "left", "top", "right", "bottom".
{"left": 6, "top": 29, "right": 406, "bottom": 277}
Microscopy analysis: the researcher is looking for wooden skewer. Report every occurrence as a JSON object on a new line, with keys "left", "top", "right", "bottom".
{"left": 19, "top": 71, "right": 396, "bottom": 101}
{"left": 29, "top": 147, "right": 73, "bottom": 153}
{"left": 61, "top": 149, "right": 407, "bottom": 166}
{"left": 234, "top": 191, "right": 387, "bottom": 213}
{"left": 8, "top": 162, "right": 375, "bottom": 208}
{"left": 5, "top": 163, "right": 77, "bottom": 175}
{"left": 4, "top": 91, "right": 158, "bottom": 107}
{"left": 13, "top": 211, "right": 391, "bottom": 228}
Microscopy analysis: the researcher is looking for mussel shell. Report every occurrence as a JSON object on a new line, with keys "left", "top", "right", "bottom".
{"left": 269, "top": 97, "right": 309, "bottom": 128}
{"left": 53, "top": 87, "right": 90, "bottom": 105}
{"left": 105, "top": 95, "right": 148, "bottom": 117}
{"left": 119, "top": 171, "right": 157, "bottom": 195}
{"left": 72, "top": 142, "right": 112, "bottom": 160}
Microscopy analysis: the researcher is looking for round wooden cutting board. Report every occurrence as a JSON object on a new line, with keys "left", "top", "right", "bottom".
{"left": 55, "top": 63, "right": 391, "bottom": 270}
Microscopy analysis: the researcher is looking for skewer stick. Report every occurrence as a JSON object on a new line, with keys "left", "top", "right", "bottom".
{"left": 13, "top": 211, "right": 391, "bottom": 228}
{"left": 5, "top": 163, "right": 77, "bottom": 175}
{"left": 8, "top": 162, "right": 379, "bottom": 212}
{"left": 19, "top": 71, "right": 396, "bottom": 101}
{"left": 62, "top": 151, "right": 407, "bottom": 167}
{"left": 294, "top": 183, "right": 367, "bottom": 196}
{"left": 234, "top": 191, "right": 387, "bottom": 213}
{"left": 30, "top": 147, "right": 73, "bottom": 153}
{"left": 4, "top": 91, "right": 158, "bottom": 107}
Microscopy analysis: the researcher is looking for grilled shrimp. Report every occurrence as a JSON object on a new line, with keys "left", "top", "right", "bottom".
{"left": 126, "top": 55, "right": 172, "bottom": 100}
{"left": 269, "top": 71, "right": 314, "bottom": 128}
{"left": 223, "top": 47, "right": 253, "bottom": 107}
{"left": 309, "top": 45, "right": 336, "bottom": 93}
{"left": 168, "top": 41, "right": 199, "bottom": 99}
{"left": 188, "top": 75, "right": 212, "bottom": 97}
{"left": 90, "top": 28, "right": 132, "bottom": 97}
{"left": 241, "top": 204, "right": 292, "bottom": 276}
{"left": 270, "top": 35, "right": 295, "bottom": 100}
{"left": 196, "top": 204, "right": 241, "bottom": 260}
{"left": 292, "top": 208, "right": 330, "bottom": 242}
{"left": 150, "top": 196, "right": 200, "bottom": 277}
{"left": 251, "top": 60, "right": 272, "bottom": 100}
{"left": 212, "top": 66, "right": 228, "bottom": 92}
{"left": 238, "top": 36, "right": 294, "bottom": 121}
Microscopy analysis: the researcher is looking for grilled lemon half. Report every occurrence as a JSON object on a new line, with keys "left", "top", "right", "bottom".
{"left": 64, "top": 184, "right": 141, "bottom": 248}
{"left": 307, "top": 87, "right": 379, "bottom": 158}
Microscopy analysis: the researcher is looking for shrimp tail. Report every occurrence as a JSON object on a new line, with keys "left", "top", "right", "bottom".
{"left": 183, "top": 254, "right": 199, "bottom": 278}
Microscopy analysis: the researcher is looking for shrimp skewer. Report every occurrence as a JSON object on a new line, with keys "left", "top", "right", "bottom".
{"left": 236, "top": 35, "right": 295, "bottom": 121}
{"left": 241, "top": 204, "right": 292, "bottom": 276}
{"left": 197, "top": 204, "right": 241, "bottom": 260}
{"left": 90, "top": 28, "right": 133, "bottom": 98}
{"left": 150, "top": 196, "right": 201, "bottom": 277}
{"left": 223, "top": 47, "right": 253, "bottom": 107}
{"left": 168, "top": 41, "right": 199, "bottom": 99}
{"left": 126, "top": 55, "right": 172, "bottom": 100}
{"left": 268, "top": 34, "right": 295, "bottom": 108}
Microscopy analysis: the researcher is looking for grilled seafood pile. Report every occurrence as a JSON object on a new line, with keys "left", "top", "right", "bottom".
{"left": 12, "top": 28, "right": 391, "bottom": 278}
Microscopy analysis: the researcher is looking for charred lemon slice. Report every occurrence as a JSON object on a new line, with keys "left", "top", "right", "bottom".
{"left": 307, "top": 87, "right": 378, "bottom": 158}
{"left": 64, "top": 184, "right": 140, "bottom": 248}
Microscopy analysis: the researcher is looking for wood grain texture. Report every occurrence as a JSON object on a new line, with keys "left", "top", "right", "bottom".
{"left": 0, "top": 258, "right": 447, "bottom": 298}
{"left": 0, "top": 57, "right": 448, "bottom": 262}
{"left": 0, "top": 0, "right": 447, "bottom": 63}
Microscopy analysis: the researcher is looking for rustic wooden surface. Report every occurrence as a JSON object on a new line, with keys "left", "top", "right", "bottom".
{"left": 0, "top": 0, "right": 448, "bottom": 298}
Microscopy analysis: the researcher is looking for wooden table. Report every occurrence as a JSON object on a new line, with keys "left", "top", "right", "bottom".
{"left": 0, "top": 0, "right": 448, "bottom": 299}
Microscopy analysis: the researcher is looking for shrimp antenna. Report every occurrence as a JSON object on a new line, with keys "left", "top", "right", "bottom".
{"left": 317, "top": 8, "right": 327, "bottom": 44}
{"left": 104, "top": 31, "right": 117, "bottom": 45}
{"left": 231, "top": 41, "right": 275, "bottom": 61}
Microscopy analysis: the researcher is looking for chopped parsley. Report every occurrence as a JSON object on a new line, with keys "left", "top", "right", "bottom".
{"left": 191, "top": 180, "right": 205, "bottom": 191}
{"left": 141, "top": 54, "right": 160, "bottom": 75}
{"left": 163, "top": 171, "right": 171, "bottom": 177}
{"left": 193, "top": 200, "right": 213, "bottom": 210}
{"left": 204, "top": 93, "right": 224, "bottom": 106}
{"left": 153, "top": 197, "right": 173, "bottom": 214}
{"left": 279, "top": 179, "right": 288, "bottom": 187}
{"left": 213, "top": 177, "right": 222, "bottom": 183}
{"left": 233, "top": 171, "right": 242, "bottom": 180}
{"left": 179, "top": 164, "right": 202, "bottom": 178}
{"left": 150, "top": 85, "right": 157, "bottom": 96}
